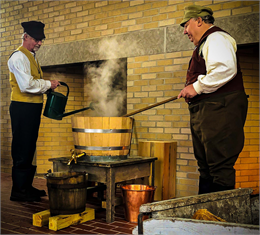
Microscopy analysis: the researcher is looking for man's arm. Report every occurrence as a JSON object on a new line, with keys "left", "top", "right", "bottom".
{"left": 193, "top": 32, "right": 237, "bottom": 94}
{"left": 178, "top": 32, "right": 237, "bottom": 99}
{"left": 8, "top": 52, "right": 59, "bottom": 93}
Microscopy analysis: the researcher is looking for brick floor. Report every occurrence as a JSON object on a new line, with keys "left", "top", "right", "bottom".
{"left": 1, "top": 172, "right": 137, "bottom": 234}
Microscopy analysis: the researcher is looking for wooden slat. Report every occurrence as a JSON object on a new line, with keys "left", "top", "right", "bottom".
{"left": 49, "top": 207, "right": 95, "bottom": 231}
{"left": 138, "top": 141, "right": 177, "bottom": 200}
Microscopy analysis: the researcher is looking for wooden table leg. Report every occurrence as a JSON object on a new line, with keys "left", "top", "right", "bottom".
{"left": 106, "top": 168, "right": 115, "bottom": 223}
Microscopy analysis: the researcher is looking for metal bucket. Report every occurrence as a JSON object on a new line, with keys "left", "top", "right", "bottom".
{"left": 121, "top": 184, "right": 156, "bottom": 223}
{"left": 46, "top": 171, "right": 88, "bottom": 216}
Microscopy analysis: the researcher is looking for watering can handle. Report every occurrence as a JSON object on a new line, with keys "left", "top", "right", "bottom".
{"left": 59, "top": 81, "right": 69, "bottom": 97}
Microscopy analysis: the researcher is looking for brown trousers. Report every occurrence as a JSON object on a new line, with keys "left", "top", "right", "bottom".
{"left": 189, "top": 91, "right": 248, "bottom": 187}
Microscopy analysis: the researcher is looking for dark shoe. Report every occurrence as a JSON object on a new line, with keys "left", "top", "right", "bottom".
{"left": 30, "top": 186, "right": 47, "bottom": 197}
{"left": 28, "top": 166, "right": 47, "bottom": 197}
{"left": 11, "top": 167, "right": 41, "bottom": 202}
{"left": 10, "top": 190, "right": 41, "bottom": 202}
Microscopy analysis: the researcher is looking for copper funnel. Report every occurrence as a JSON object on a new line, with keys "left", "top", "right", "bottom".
{"left": 121, "top": 184, "right": 156, "bottom": 223}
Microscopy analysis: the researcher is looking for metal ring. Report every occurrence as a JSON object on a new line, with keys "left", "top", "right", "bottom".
{"left": 74, "top": 145, "right": 130, "bottom": 151}
{"left": 72, "top": 128, "right": 132, "bottom": 133}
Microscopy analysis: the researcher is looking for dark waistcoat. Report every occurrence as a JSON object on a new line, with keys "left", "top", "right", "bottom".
{"left": 185, "top": 26, "right": 244, "bottom": 103}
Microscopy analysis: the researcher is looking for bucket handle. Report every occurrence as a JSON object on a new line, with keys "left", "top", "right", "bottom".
{"left": 58, "top": 81, "right": 70, "bottom": 98}
{"left": 45, "top": 171, "right": 87, "bottom": 180}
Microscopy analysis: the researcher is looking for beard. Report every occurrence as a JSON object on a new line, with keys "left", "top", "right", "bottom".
{"left": 33, "top": 45, "right": 40, "bottom": 52}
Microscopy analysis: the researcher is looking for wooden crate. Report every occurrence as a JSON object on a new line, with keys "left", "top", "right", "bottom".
{"left": 138, "top": 141, "right": 177, "bottom": 200}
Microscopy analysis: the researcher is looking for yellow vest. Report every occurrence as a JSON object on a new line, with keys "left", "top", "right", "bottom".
{"left": 9, "top": 46, "right": 44, "bottom": 103}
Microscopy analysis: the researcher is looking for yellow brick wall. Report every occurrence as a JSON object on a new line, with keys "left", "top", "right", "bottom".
{"left": 0, "top": 0, "right": 259, "bottom": 197}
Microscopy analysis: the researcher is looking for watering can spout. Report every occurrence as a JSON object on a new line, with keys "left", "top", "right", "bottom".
{"left": 43, "top": 81, "right": 95, "bottom": 120}
{"left": 61, "top": 102, "right": 95, "bottom": 118}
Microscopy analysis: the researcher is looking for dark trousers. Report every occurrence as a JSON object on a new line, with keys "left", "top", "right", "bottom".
{"left": 189, "top": 91, "right": 248, "bottom": 189}
{"left": 9, "top": 101, "right": 43, "bottom": 169}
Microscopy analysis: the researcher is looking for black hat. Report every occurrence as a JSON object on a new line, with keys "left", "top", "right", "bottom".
{"left": 21, "top": 21, "right": 45, "bottom": 40}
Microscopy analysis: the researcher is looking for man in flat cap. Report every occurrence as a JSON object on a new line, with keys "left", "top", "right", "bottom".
{"left": 178, "top": 5, "right": 248, "bottom": 194}
{"left": 8, "top": 21, "right": 60, "bottom": 202}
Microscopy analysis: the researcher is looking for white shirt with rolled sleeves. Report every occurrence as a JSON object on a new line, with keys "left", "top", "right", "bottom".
{"left": 192, "top": 30, "right": 238, "bottom": 95}
{"left": 8, "top": 51, "right": 51, "bottom": 94}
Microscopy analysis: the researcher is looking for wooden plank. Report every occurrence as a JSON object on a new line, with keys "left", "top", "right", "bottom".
{"left": 32, "top": 210, "right": 51, "bottom": 227}
{"left": 114, "top": 162, "right": 150, "bottom": 182}
{"left": 138, "top": 141, "right": 177, "bottom": 201}
{"left": 163, "top": 143, "right": 170, "bottom": 200}
{"left": 49, "top": 207, "right": 95, "bottom": 231}
{"left": 169, "top": 142, "right": 177, "bottom": 199}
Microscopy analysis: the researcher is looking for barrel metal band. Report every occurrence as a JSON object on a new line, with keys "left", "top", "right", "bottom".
{"left": 75, "top": 145, "right": 130, "bottom": 151}
{"left": 47, "top": 182, "right": 87, "bottom": 189}
{"left": 72, "top": 128, "right": 132, "bottom": 133}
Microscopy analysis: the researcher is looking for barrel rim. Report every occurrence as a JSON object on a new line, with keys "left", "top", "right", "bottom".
{"left": 45, "top": 171, "right": 87, "bottom": 180}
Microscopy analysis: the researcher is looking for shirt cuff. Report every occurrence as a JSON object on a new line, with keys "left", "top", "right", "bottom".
{"left": 44, "top": 80, "right": 52, "bottom": 92}
{"left": 46, "top": 80, "right": 51, "bottom": 89}
{"left": 193, "top": 81, "right": 203, "bottom": 95}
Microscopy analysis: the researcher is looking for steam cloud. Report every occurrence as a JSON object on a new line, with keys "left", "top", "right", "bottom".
{"left": 85, "top": 37, "right": 136, "bottom": 117}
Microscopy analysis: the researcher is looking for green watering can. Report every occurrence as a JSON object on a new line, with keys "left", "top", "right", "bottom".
{"left": 43, "top": 81, "right": 94, "bottom": 120}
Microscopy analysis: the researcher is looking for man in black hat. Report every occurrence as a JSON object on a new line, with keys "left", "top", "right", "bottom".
{"left": 8, "top": 21, "right": 60, "bottom": 202}
{"left": 177, "top": 5, "right": 248, "bottom": 194}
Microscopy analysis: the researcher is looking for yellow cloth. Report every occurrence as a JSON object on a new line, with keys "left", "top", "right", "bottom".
{"left": 9, "top": 46, "right": 43, "bottom": 103}
{"left": 192, "top": 209, "right": 226, "bottom": 222}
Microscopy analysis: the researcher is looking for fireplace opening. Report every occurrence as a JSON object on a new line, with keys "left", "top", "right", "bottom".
{"left": 42, "top": 58, "right": 127, "bottom": 117}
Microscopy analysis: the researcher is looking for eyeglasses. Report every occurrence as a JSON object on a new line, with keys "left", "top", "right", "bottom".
{"left": 27, "top": 34, "right": 45, "bottom": 43}
{"left": 32, "top": 37, "right": 45, "bottom": 43}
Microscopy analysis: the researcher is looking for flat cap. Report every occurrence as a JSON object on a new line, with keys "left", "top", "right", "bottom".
{"left": 21, "top": 21, "right": 45, "bottom": 40}
{"left": 180, "top": 5, "right": 213, "bottom": 27}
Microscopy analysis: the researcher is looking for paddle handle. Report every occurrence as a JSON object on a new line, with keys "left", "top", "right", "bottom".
{"left": 122, "top": 96, "right": 178, "bottom": 117}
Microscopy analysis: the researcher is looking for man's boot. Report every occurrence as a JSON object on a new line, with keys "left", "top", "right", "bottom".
{"left": 28, "top": 165, "right": 47, "bottom": 197}
{"left": 198, "top": 176, "right": 213, "bottom": 194}
{"left": 10, "top": 167, "right": 41, "bottom": 202}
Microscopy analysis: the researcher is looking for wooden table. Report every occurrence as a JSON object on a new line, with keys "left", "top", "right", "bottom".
{"left": 49, "top": 156, "right": 157, "bottom": 223}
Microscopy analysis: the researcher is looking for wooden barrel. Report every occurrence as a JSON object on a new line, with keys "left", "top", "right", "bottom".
{"left": 46, "top": 171, "right": 88, "bottom": 216}
{"left": 71, "top": 117, "right": 133, "bottom": 157}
